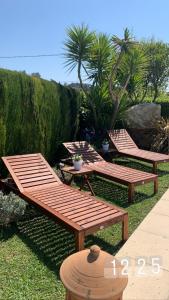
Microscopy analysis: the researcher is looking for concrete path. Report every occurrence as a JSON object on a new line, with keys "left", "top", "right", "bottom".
{"left": 116, "top": 189, "right": 169, "bottom": 300}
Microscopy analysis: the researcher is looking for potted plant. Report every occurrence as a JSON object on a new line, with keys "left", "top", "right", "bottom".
{"left": 72, "top": 154, "right": 83, "bottom": 171}
{"left": 102, "top": 139, "right": 109, "bottom": 152}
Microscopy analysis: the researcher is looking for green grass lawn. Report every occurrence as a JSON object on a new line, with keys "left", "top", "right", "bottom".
{"left": 0, "top": 158, "right": 169, "bottom": 300}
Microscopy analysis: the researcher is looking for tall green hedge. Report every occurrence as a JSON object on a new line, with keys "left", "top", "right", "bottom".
{"left": 0, "top": 69, "right": 80, "bottom": 163}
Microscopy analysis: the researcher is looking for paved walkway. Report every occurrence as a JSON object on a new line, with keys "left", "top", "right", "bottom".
{"left": 116, "top": 189, "right": 169, "bottom": 300}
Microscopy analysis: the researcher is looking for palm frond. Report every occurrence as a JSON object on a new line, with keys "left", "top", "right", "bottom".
{"left": 64, "top": 24, "right": 94, "bottom": 70}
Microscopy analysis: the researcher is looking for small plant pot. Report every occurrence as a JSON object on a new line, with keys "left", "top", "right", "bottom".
{"left": 102, "top": 143, "right": 109, "bottom": 152}
{"left": 73, "top": 160, "right": 83, "bottom": 171}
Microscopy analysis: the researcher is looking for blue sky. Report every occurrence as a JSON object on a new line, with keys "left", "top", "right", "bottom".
{"left": 0, "top": 0, "right": 169, "bottom": 84}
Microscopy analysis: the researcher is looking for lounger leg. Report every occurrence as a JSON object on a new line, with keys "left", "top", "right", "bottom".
{"left": 66, "top": 291, "right": 71, "bottom": 300}
{"left": 154, "top": 178, "right": 158, "bottom": 194}
{"left": 84, "top": 175, "right": 95, "bottom": 196}
{"left": 60, "top": 169, "right": 66, "bottom": 183}
{"left": 75, "top": 232, "right": 85, "bottom": 251}
{"left": 67, "top": 175, "right": 74, "bottom": 185}
{"left": 122, "top": 214, "right": 128, "bottom": 242}
{"left": 80, "top": 175, "right": 95, "bottom": 196}
{"left": 128, "top": 184, "right": 134, "bottom": 203}
{"left": 80, "top": 175, "right": 87, "bottom": 191}
{"left": 153, "top": 162, "right": 158, "bottom": 174}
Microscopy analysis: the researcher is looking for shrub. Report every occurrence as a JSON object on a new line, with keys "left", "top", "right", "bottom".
{"left": 151, "top": 118, "right": 169, "bottom": 153}
{"left": 0, "top": 192, "right": 27, "bottom": 226}
{"left": 0, "top": 69, "right": 81, "bottom": 165}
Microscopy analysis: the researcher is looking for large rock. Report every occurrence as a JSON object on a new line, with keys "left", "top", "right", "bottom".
{"left": 125, "top": 103, "right": 161, "bottom": 129}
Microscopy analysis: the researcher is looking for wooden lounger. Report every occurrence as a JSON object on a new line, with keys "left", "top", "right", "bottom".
{"left": 108, "top": 129, "right": 169, "bottom": 173}
{"left": 1, "top": 153, "right": 128, "bottom": 251}
{"left": 63, "top": 141, "right": 158, "bottom": 202}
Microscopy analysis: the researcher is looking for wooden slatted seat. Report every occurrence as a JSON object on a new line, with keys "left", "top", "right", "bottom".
{"left": 1, "top": 153, "right": 128, "bottom": 251}
{"left": 108, "top": 129, "right": 169, "bottom": 173}
{"left": 63, "top": 141, "right": 158, "bottom": 202}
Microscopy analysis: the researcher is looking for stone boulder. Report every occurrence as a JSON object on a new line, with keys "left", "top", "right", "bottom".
{"left": 125, "top": 103, "right": 161, "bottom": 129}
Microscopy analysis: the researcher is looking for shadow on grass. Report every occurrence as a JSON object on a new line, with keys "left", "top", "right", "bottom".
{"left": 1, "top": 157, "right": 162, "bottom": 279}
{"left": 10, "top": 214, "right": 123, "bottom": 278}
{"left": 113, "top": 157, "right": 169, "bottom": 177}
{"left": 76, "top": 175, "right": 154, "bottom": 209}
{"left": 0, "top": 223, "right": 18, "bottom": 241}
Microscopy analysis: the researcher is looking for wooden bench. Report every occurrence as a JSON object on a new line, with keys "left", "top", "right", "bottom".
{"left": 1, "top": 153, "right": 128, "bottom": 251}
{"left": 108, "top": 129, "right": 169, "bottom": 173}
{"left": 63, "top": 141, "right": 158, "bottom": 202}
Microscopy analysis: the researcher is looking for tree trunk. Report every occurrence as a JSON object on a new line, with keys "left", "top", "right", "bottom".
{"left": 153, "top": 85, "right": 158, "bottom": 102}
{"left": 109, "top": 74, "right": 131, "bottom": 129}
{"left": 108, "top": 49, "right": 131, "bottom": 130}
{"left": 88, "top": 98, "right": 98, "bottom": 130}
{"left": 77, "top": 61, "right": 98, "bottom": 130}
{"left": 108, "top": 53, "right": 123, "bottom": 130}
{"left": 109, "top": 51, "right": 124, "bottom": 101}
{"left": 141, "top": 87, "right": 148, "bottom": 102}
{"left": 110, "top": 99, "right": 120, "bottom": 129}
{"left": 78, "top": 61, "right": 85, "bottom": 93}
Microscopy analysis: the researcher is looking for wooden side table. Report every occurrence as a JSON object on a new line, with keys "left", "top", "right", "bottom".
{"left": 62, "top": 166, "right": 95, "bottom": 196}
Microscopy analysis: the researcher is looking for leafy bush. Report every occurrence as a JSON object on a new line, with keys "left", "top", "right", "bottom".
{"left": 151, "top": 118, "right": 169, "bottom": 153}
{"left": 0, "top": 192, "right": 27, "bottom": 226}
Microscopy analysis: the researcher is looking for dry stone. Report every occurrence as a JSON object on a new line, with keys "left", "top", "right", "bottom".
{"left": 125, "top": 103, "right": 161, "bottom": 129}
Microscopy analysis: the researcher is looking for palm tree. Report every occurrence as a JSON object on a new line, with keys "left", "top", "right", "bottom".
{"left": 86, "top": 33, "right": 113, "bottom": 129}
{"left": 120, "top": 44, "right": 148, "bottom": 103}
{"left": 64, "top": 26, "right": 137, "bottom": 130}
{"left": 64, "top": 25, "right": 113, "bottom": 129}
{"left": 64, "top": 24, "right": 94, "bottom": 94}
{"left": 87, "top": 33, "right": 112, "bottom": 87}
{"left": 109, "top": 28, "right": 136, "bottom": 128}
